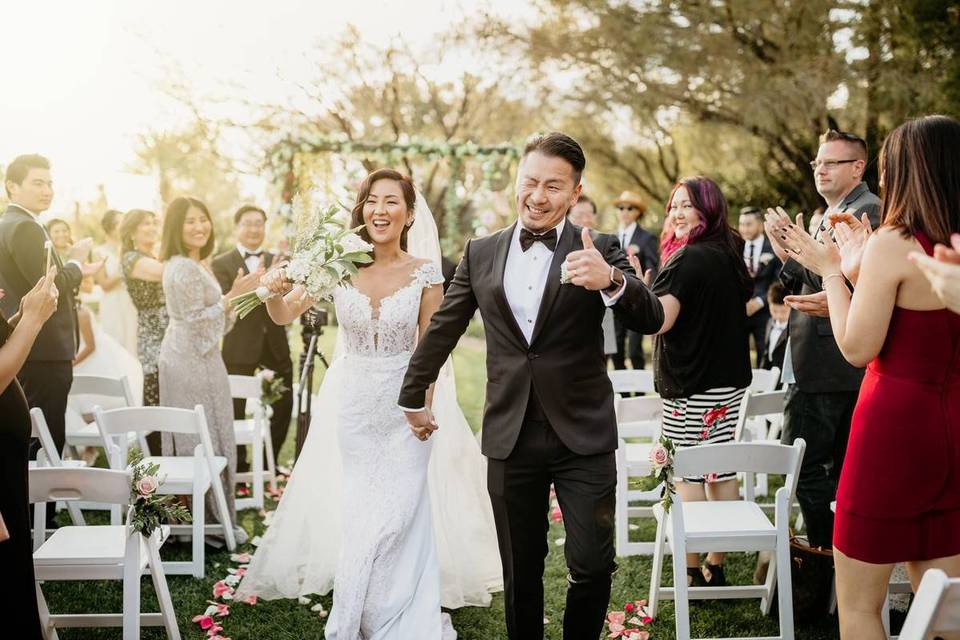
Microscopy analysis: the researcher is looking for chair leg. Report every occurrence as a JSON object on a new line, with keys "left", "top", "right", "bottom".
{"left": 264, "top": 430, "right": 277, "bottom": 493}
{"left": 775, "top": 489, "right": 795, "bottom": 640}
{"left": 35, "top": 583, "right": 59, "bottom": 640}
{"left": 147, "top": 536, "right": 182, "bottom": 640}
{"left": 648, "top": 513, "right": 667, "bottom": 619}
{"left": 760, "top": 549, "right": 778, "bottom": 615}
{"left": 252, "top": 427, "right": 264, "bottom": 510}
{"left": 209, "top": 475, "right": 236, "bottom": 551}
{"left": 122, "top": 545, "right": 141, "bottom": 640}
{"left": 65, "top": 501, "right": 85, "bottom": 527}
{"left": 193, "top": 486, "right": 205, "bottom": 579}
{"left": 671, "top": 537, "right": 691, "bottom": 640}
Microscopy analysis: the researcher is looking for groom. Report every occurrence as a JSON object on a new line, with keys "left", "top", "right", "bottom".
{"left": 400, "top": 132, "right": 664, "bottom": 639}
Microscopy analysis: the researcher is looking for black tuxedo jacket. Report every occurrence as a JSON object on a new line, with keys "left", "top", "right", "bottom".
{"left": 749, "top": 236, "right": 782, "bottom": 308}
{"left": 0, "top": 205, "right": 82, "bottom": 361}
{"left": 399, "top": 222, "right": 664, "bottom": 460}
{"left": 212, "top": 248, "right": 291, "bottom": 367}
{"left": 759, "top": 318, "right": 788, "bottom": 371}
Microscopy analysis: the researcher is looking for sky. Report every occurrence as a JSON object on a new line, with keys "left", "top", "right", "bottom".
{"left": 0, "top": 0, "right": 524, "bottom": 216}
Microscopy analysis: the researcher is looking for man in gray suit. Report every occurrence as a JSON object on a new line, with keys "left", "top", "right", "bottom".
{"left": 765, "top": 130, "right": 881, "bottom": 549}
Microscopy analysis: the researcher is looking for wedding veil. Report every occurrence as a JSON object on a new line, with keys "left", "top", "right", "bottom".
{"left": 235, "top": 188, "right": 503, "bottom": 608}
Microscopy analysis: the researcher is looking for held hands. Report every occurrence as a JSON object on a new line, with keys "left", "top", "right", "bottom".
{"left": 404, "top": 407, "right": 438, "bottom": 442}
{"left": 564, "top": 228, "right": 615, "bottom": 291}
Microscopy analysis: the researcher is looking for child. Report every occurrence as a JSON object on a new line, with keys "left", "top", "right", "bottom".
{"left": 760, "top": 282, "right": 789, "bottom": 370}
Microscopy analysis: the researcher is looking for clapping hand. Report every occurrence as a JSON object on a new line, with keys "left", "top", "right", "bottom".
{"left": 778, "top": 214, "right": 842, "bottom": 277}
{"left": 829, "top": 211, "right": 873, "bottom": 284}
{"left": 565, "top": 228, "right": 615, "bottom": 291}
{"left": 404, "top": 407, "right": 438, "bottom": 442}
{"left": 227, "top": 266, "right": 262, "bottom": 300}
{"left": 910, "top": 233, "right": 960, "bottom": 314}
{"left": 764, "top": 207, "right": 802, "bottom": 263}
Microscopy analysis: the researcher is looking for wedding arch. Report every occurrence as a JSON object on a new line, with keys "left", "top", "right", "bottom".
{"left": 265, "top": 134, "right": 520, "bottom": 254}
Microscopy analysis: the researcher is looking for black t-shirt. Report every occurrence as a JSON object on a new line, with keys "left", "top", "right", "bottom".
{"left": 652, "top": 242, "right": 752, "bottom": 399}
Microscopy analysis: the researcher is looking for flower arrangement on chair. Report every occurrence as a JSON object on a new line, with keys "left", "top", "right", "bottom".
{"left": 127, "top": 452, "right": 191, "bottom": 537}
{"left": 648, "top": 436, "right": 676, "bottom": 513}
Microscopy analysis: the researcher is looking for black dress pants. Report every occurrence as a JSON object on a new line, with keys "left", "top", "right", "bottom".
{"left": 227, "top": 348, "right": 293, "bottom": 472}
{"left": 19, "top": 360, "right": 72, "bottom": 528}
{"left": 487, "top": 410, "right": 617, "bottom": 640}
{"left": 780, "top": 386, "right": 857, "bottom": 548}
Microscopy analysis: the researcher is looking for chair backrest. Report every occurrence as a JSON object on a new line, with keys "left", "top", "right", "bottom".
{"left": 95, "top": 405, "right": 215, "bottom": 469}
{"left": 734, "top": 389, "right": 788, "bottom": 441}
{"left": 615, "top": 395, "right": 663, "bottom": 439}
{"left": 28, "top": 466, "right": 131, "bottom": 506}
{"left": 30, "top": 409, "right": 64, "bottom": 466}
{"left": 900, "top": 569, "right": 960, "bottom": 639}
{"left": 607, "top": 369, "right": 656, "bottom": 395}
{"left": 70, "top": 374, "right": 136, "bottom": 407}
{"left": 228, "top": 375, "right": 262, "bottom": 401}
{"left": 750, "top": 368, "right": 781, "bottom": 392}
{"left": 672, "top": 440, "right": 806, "bottom": 502}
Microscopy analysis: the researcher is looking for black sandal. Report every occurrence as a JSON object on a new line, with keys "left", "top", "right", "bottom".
{"left": 702, "top": 563, "right": 727, "bottom": 587}
{"left": 687, "top": 567, "right": 707, "bottom": 587}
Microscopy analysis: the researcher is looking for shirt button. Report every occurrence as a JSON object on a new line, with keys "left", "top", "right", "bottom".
{"left": 527, "top": 319, "right": 533, "bottom": 323}
{"left": 528, "top": 286, "right": 533, "bottom": 290}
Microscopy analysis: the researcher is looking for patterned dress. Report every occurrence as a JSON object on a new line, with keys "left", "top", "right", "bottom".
{"left": 158, "top": 256, "right": 237, "bottom": 523}
{"left": 122, "top": 250, "right": 168, "bottom": 406}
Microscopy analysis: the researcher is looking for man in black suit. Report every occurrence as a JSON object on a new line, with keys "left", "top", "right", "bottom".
{"left": 739, "top": 206, "right": 782, "bottom": 367}
{"left": 0, "top": 155, "right": 100, "bottom": 470}
{"left": 765, "top": 129, "right": 882, "bottom": 549}
{"left": 399, "top": 133, "right": 664, "bottom": 640}
{"left": 212, "top": 205, "right": 293, "bottom": 472}
{"left": 611, "top": 190, "right": 659, "bottom": 370}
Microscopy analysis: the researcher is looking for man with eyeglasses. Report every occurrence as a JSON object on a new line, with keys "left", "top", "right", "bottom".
{"left": 213, "top": 204, "right": 293, "bottom": 479}
{"left": 764, "top": 130, "right": 881, "bottom": 551}
{"left": 611, "top": 190, "right": 659, "bottom": 370}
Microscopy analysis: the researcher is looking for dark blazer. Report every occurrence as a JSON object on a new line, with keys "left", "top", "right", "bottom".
{"left": 748, "top": 236, "right": 782, "bottom": 305}
{"left": 399, "top": 222, "right": 664, "bottom": 460}
{"left": 780, "top": 182, "right": 882, "bottom": 392}
{"left": 624, "top": 225, "right": 660, "bottom": 279}
{"left": 759, "top": 319, "right": 788, "bottom": 371}
{"left": 212, "top": 248, "right": 290, "bottom": 367}
{"left": 0, "top": 205, "right": 82, "bottom": 361}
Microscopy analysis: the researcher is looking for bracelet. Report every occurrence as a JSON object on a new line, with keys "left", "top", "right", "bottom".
{"left": 822, "top": 272, "right": 845, "bottom": 285}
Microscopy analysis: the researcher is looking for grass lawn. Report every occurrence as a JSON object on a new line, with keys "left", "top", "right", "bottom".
{"left": 42, "top": 323, "right": 843, "bottom": 639}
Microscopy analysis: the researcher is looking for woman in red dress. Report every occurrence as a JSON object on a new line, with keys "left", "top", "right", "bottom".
{"left": 777, "top": 114, "right": 960, "bottom": 639}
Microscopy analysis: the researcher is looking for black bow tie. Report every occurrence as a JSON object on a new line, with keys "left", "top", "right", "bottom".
{"left": 243, "top": 250, "right": 262, "bottom": 259}
{"left": 519, "top": 227, "right": 558, "bottom": 252}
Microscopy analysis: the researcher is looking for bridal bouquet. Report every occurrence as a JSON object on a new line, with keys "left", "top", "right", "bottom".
{"left": 231, "top": 195, "right": 374, "bottom": 319}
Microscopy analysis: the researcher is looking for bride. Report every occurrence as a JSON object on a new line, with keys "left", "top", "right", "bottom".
{"left": 234, "top": 169, "right": 502, "bottom": 638}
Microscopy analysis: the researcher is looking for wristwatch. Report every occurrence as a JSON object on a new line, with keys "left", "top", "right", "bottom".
{"left": 603, "top": 266, "right": 624, "bottom": 293}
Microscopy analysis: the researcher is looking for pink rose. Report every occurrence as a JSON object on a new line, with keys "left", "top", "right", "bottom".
{"left": 641, "top": 616, "right": 653, "bottom": 625}
{"left": 259, "top": 369, "right": 275, "bottom": 382}
{"left": 550, "top": 506, "right": 563, "bottom": 523}
{"left": 624, "top": 602, "right": 635, "bottom": 613}
{"left": 136, "top": 475, "right": 159, "bottom": 497}
{"left": 706, "top": 472, "right": 719, "bottom": 483}
{"left": 649, "top": 443, "right": 669, "bottom": 468}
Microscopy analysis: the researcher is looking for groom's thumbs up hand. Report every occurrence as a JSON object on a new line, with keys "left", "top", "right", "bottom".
{"left": 564, "top": 227, "right": 615, "bottom": 291}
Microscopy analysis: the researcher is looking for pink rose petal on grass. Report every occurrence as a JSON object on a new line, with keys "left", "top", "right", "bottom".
{"left": 230, "top": 553, "right": 251, "bottom": 563}
{"left": 192, "top": 614, "right": 214, "bottom": 630}
{"left": 606, "top": 611, "right": 626, "bottom": 626}
{"left": 244, "top": 595, "right": 257, "bottom": 605}
{"left": 206, "top": 622, "right": 223, "bottom": 636}
{"left": 206, "top": 600, "right": 230, "bottom": 617}
{"left": 213, "top": 580, "right": 233, "bottom": 598}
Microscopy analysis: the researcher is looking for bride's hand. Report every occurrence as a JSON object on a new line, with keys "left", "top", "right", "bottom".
{"left": 261, "top": 263, "right": 292, "bottom": 296}
{"left": 404, "top": 407, "right": 438, "bottom": 441}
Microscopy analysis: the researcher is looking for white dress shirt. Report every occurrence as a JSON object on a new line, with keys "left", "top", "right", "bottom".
{"left": 768, "top": 320, "right": 787, "bottom": 359}
{"left": 618, "top": 222, "right": 637, "bottom": 251}
{"left": 743, "top": 235, "right": 765, "bottom": 275}
{"left": 237, "top": 243, "right": 264, "bottom": 273}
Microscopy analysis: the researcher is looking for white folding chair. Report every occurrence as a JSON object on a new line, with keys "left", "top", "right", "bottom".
{"left": 734, "top": 390, "right": 788, "bottom": 500}
{"left": 750, "top": 367, "right": 781, "bottom": 393}
{"left": 229, "top": 374, "right": 277, "bottom": 510}
{"left": 95, "top": 404, "right": 236, "bottom": 577}
{"left": 648, "top": 439, "right": 806, "bottom": 640}
{"left": 608, "top": 368, "right": 656, "bottom": 395}
{"left": 614, "top": 395, "right": 663, "bottom": 556}
{"left": 30, "top": 466, "right": 180, "bottom": 640}
{"left": 29, "top": 409, "right": 86, "bottom": 531}
{"left": 899, "top": 568, "right": 960, "bottom": 640}
{"left": 66, "top": 375, "right": 148, "bottom": 455}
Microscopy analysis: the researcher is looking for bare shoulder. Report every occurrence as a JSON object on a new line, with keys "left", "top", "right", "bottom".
{"left": 868, "top": 226, "right": 920, "bottom": 254}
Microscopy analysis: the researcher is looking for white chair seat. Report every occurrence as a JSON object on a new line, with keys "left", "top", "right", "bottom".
{"left": 34, "top": 525, "right": 170, "bottom": 567}
{"left": 669, "top": 501, "right": 776, "bottom": 552}
{"left": 132, "top": 456, "right": 226, "bottom": 493}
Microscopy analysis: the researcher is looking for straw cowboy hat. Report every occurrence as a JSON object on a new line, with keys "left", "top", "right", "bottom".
{"left": 613, "top": 190, "right": 648, "bottom": 215}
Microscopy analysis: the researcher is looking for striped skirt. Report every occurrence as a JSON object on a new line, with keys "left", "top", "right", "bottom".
{"left": 661, "top": 387, "right": 747, "bottom": 483}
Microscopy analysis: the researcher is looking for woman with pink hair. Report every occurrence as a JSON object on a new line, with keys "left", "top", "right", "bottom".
{"left": 647, "top": 176, "right": 753, "bottom": 587}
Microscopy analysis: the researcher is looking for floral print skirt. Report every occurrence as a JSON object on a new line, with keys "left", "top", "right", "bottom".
{"left": 661, "top": 386, "right": 746, "bottom": 483}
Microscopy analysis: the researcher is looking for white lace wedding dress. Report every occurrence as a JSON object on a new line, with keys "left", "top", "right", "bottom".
{"left": 235, "top": 261, "right": 502, "bottom": 639}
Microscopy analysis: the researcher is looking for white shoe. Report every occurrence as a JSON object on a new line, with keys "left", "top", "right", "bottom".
{"left": 441, "top": 612, "right": 457, "bottom": 640}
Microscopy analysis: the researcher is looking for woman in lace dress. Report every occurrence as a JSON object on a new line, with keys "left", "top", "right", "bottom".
{"left": 157, "top": 196, "right": 259, "bottom": 530}
{"left": 235, "top": 169, "right": 502, "bottom": 639}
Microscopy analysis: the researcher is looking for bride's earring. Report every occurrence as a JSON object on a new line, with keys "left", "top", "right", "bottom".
{"left": 406, "top": 218, "right": 414, "bottom": 227}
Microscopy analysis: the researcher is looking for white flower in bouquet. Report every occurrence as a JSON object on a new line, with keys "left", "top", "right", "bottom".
{"left": 230, "top": 194, "right": 373, "bottom": 319}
